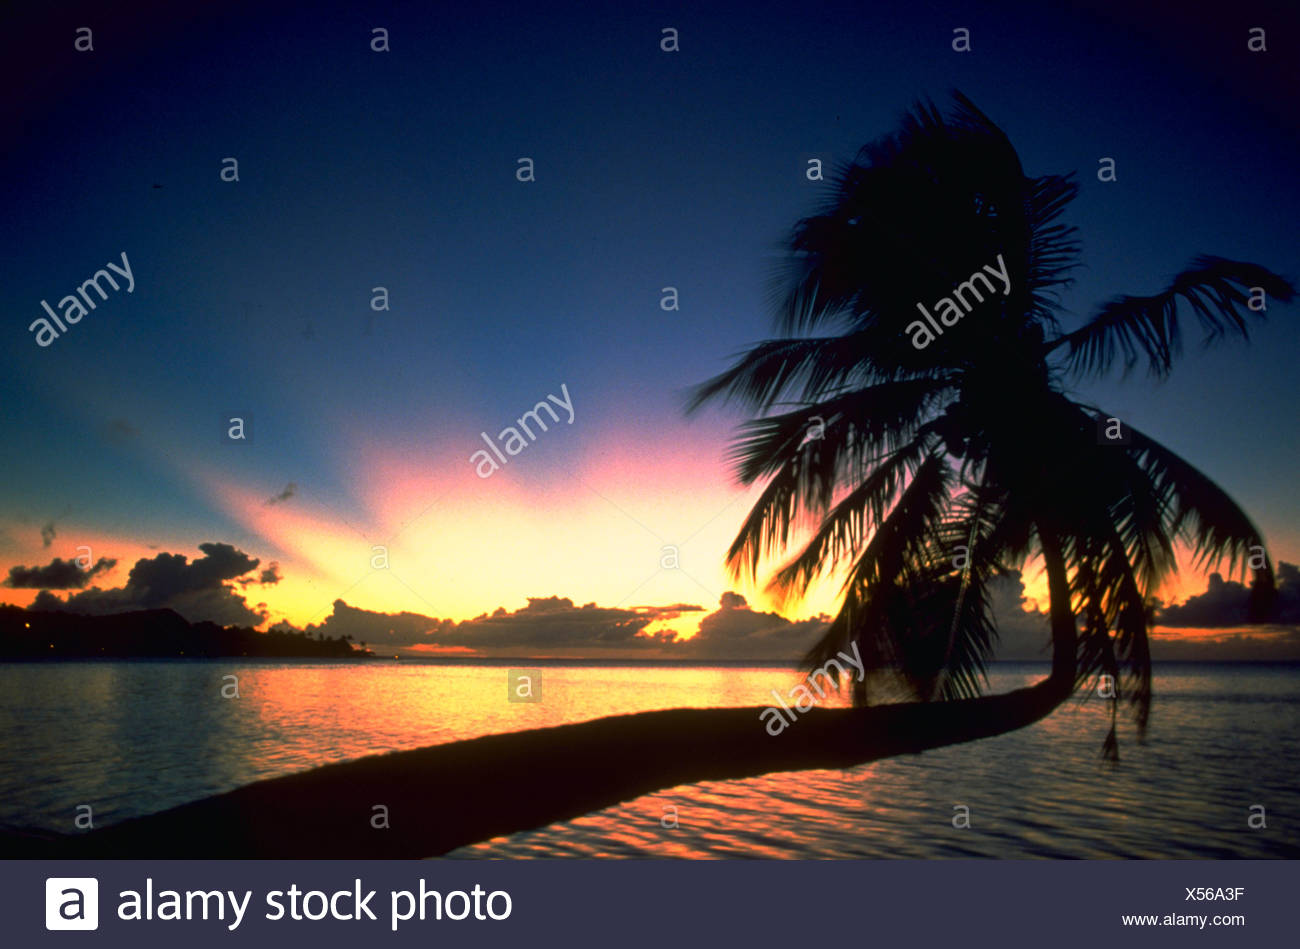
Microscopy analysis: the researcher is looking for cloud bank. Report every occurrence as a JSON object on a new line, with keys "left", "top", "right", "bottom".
{"left": 294, "top": 574, "right": 1054, "bottom": 661}
{"left": 1156, "top": 562, "right": 1300, "bottom": 627}
{"left": 5, "top": 556, "right": 117, "bottom": 589}
{"left": 26, "top": 542, "right": 274, "bottom": 627}
{"left": 6, "top": 544, "right": 1297, "bottom": 661}
{"left": 302, "top": 595, "right": 687, "bottom": 654}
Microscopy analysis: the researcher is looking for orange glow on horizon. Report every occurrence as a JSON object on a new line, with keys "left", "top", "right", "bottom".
{"left": 2, "top": 422, "right": 1290, "bottom": 647}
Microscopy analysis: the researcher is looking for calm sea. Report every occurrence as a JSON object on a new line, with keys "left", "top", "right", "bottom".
{"left": 0, "top": 661, "right": 1296, "bottom": 858}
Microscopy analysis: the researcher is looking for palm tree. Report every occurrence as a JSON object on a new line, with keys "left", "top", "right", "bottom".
{"left": 38, "top": 92, "right": 1293, "bottom": 859}
{"left": 687, "top": 90, "right": 1291, "bottom": 757}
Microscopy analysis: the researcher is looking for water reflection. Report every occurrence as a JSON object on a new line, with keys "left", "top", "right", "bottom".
{"left": 0, "top": 661, "right": 1295, "bottom": 857}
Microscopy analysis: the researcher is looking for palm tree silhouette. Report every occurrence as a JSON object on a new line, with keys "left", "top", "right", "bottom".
{"left": 34, "top": 92, "right": 1294, "bottom": 859}
{"left": 688, "top": 90, "right": 1292, "bottom": 757}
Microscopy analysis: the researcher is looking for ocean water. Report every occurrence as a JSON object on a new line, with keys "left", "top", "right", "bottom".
{"left": 0, "top": 661, "right": 1295, "bottom": 858}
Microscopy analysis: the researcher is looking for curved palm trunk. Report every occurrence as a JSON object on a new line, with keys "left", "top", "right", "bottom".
{"left": 25, "top": 670, "right": 1073, "bottom": 859}
{"left": 8, "top": 536, "right": 1082, "bottom": 860}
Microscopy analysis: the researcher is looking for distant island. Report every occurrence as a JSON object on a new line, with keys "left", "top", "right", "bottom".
{"left": 0, "top": 605, "right": 373, "bottom": 660}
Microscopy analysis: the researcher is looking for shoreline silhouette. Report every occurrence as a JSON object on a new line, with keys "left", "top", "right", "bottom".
{"left": 0, "top": 605, "right": 372, "bottom": 660}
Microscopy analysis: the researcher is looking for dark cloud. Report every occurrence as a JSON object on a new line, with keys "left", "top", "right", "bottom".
{"left": 647, "top": 602, "right": 705, "bottom": 614}
{"left": 266, "top": 482, "right": 298, "bottom": 506}
{"left": 28, "top": 542, "right": 268, "bottom": 627}
{"left": 1157, "top": 572, "right": 1249, "bottom": 626}
{"left": 508, "top": 595, "right": 572, "bottom": 615}
{"left": 683, "top": 575, "right": 1055, "bottom": 663}
{"left": 5, "top": 556, "right": 117, "bottom": 589}
{"left": 986, "top": 571, "right": 1053, "bottom": 661}
{"left": 990, "top": 566, "right": 1300, "bottom": 662}
{"left": 1156, "top": 562, "right": 1300, "bottom": 627}
{"left": 676, "top": 592, "right": 829, "bottom": 660}
{"left": 128, "top": 542, "right": 259, "bottom": 597}
{"left": 30, "top": 590, "right": 70, "bottom": 611}
{"left": 239, "top": 562, "right": 283, "bottom": 588}
{"left": 977, "top": 567, "right": 1300, "bottom": 661}
{"left": 303, "top": 596, "right": 682, "bottom": 652}
{"left": 85, "top": 554, "right": 1289, "bottom": 660}
{"left": 298, "top": 581, "right": 1058, "bottom": 661}
{"left": 40, "top": 521, "right": 55, "bottom": 547}
{"left": 447, "top": 597, "right": 675, "bottom": 650}
{"left": 303, "top": 599, "right": 455, "bottom": 646}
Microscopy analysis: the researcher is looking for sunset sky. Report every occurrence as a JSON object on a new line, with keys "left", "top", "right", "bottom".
{"left": 2, "top": 0, "right": 1296, "bottom": 659}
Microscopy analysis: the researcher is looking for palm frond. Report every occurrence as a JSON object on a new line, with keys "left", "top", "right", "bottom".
{"left": 1023, "top": 172, "right": 1081, "bottom": 331}
{"left": 1122, "top": 419, "right": 1274, "bottom": 580}
{"left": 802, "top": 480, "right": 1005, "bottom": 705}
{"left": 717, "top": 389, "right": 950, "bottom": 583}
{"left": 764, "top": 434, "right": 934, "bottom": 599}
{"left": 725, "top": 377, "right": 952, "bottom": 485}
{"left": 1052, "top": 257, "right": 1294, "bottom": 379}
{"left": 684, "top": 332, "right": 893, "bottom": 416}
{"left": 768, "top": 90, "right": 1069, "bottom": 346}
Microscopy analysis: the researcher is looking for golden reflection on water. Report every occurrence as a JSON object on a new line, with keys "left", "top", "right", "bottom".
{"left": 242, "top": 662, "right": 847, "bottom": 771}
{"left": 1, "top": 661, "right": 1296, "bottom": 857}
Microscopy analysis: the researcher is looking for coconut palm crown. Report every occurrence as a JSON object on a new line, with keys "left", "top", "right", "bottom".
{"left": 688, "top": 91, "right": 1293, "bottom": 756}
